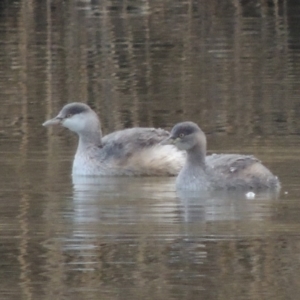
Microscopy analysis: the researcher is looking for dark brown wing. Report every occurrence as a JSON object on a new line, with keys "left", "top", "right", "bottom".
{"left": 206, "top": 154, "right": 260, "bottom": 177}
{"left": 206, "top": 154, "right": 280, "bottom": 190}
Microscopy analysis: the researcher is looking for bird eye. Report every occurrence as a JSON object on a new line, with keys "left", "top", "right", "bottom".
{"left": 179, "top": 133, "right": 185, "bottom": 138}
{"left": 66, "top": 114, "right": 72, "bottom": 118}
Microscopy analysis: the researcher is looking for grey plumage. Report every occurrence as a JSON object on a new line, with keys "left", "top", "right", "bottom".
{"left": 43, "top": 103, "right": 185, "bottom": 176}
{"left": 164, "top": 121, "right": 280, "bottom": 191}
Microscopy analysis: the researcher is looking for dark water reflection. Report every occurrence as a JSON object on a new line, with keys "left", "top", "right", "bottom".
{"left": 41, "top": 176, "right": 288, "bottom": 300}
{"left": 0, "top": 0, "right": 300, "bottom": 299}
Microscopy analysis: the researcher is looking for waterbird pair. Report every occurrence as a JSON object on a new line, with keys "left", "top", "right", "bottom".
{"left": 43, "top": 103, "right": 280, "bottom": 191}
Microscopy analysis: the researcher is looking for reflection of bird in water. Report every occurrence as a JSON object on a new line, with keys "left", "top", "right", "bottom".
{"left": 163, "top": 122, "right": 280, "bottom": 191}
{"left": 43, "top": 102, "right": 185, "bottom": 176}
{"left": 177, "top": 189, "right": 279, "bottom": 223}
{"left": 71, "top": 176, "right": 178, "bottom": 225}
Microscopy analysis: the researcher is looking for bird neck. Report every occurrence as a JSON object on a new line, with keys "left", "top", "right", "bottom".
{"left": 77, "top": 129, "right": 103, "bottom": 151}
{"left": 186, "top": 143, "right": 206, "bottom": 169}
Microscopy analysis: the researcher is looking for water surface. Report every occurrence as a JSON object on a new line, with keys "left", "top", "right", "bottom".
{"left": 0, "top": 0, "right": 300, "bottom": 299}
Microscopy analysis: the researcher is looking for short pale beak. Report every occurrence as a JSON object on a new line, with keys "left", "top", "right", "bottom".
{"left": 161, "top": 136, "right": 175, "bottom": 145}
{"left": 42, "top": 117, "right": 62, "bottom": 127}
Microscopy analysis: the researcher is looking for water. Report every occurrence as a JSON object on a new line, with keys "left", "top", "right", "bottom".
{"left": 0, "top": 0, "right": 300, "bottom": 299}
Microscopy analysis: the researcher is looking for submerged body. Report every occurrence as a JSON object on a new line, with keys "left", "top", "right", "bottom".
{"left": 43, "top": 103, "right": 184, "bottom": 176}
{"left": 163, "top": 122, "right": 280, "bottom": 191}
